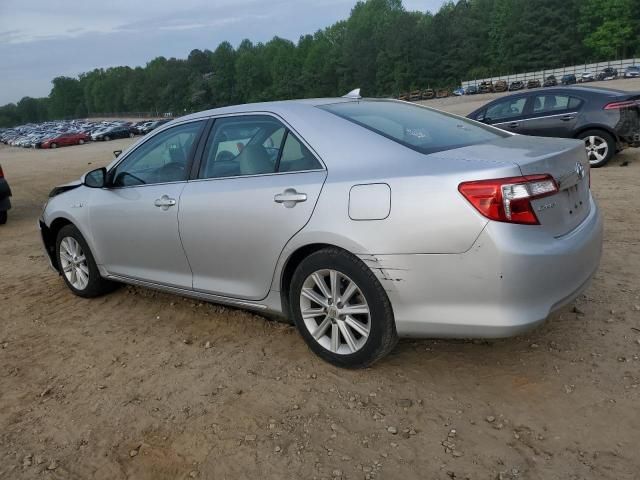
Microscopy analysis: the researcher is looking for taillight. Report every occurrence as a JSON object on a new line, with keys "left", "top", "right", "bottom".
{"left": 603, "top": 100, "right": 640, "bottom": 110}
{"left": 458, "top": 175, "right": 558, "bottom": 225}
{"left": 0, "top": 165, "right": 4, "bottom": 178}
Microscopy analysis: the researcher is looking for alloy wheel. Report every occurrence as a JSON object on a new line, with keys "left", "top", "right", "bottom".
{"left": 59, "top": 236, "right": 90, "bottom": 290}
{"left": 299, "top": 269, "right": 371, "bottom": 355}
{"left": 583, "top": 135, "right": 608, "bottom": 165}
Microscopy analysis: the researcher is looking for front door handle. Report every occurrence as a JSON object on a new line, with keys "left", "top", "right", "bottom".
{"left": 508, "top": 121, "right": 519, "bottom": 128}
{"left": 560, "top": 115, "right": 575, "bottom": 121}
{"left": 154, "top": 195, "right": 176, "bottom": 210}
{"left": 274, "top": 188, "right": 307, "bottom": 208}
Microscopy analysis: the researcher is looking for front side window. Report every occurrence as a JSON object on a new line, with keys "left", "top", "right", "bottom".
{"left": 320, "top": 100, "right": 507, "bottom": 155}
{"left": 110, "top": 121, "right": 203, "bottom": 187}
{"left": 485, "top": 97, "right": 527, "bottom": 122}
{"left": 532, "top": 95, "right": 582, "bottom": 113}
{"left": 199, "top": 115, "right": 321, "bottom": 179}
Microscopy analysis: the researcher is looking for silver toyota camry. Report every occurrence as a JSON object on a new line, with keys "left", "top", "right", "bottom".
{"left": 40, "top": 91, "right": 603, "bottom": 367}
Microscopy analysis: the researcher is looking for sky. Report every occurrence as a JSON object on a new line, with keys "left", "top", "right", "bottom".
{"left": 0, "top": 0, "right": 446, "bottom": 105}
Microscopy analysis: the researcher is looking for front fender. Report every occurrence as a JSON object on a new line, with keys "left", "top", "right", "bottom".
{"left": 43, "top": 186, "right": 102, "bottom": 267}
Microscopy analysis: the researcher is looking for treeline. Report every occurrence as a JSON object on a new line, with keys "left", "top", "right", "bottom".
{"left": 1, "top": 0, "right": 638, "bottom": 127}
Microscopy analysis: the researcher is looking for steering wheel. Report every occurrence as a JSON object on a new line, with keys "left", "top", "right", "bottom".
{"left": 159, "top": 161, "right": 185, "bottom": 174}
{"left": 215, "top": 150, "right": 235, "bottom": 163}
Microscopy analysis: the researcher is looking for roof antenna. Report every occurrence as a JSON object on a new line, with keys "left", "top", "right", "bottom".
{"left": 342, "top": 88, "right": 362, "bottom": 99}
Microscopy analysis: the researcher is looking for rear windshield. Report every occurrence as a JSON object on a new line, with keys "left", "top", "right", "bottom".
{"left": 319, "top": 100, "right": 508, "bottom": 155}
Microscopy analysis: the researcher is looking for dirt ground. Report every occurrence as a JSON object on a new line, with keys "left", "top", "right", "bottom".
{"left": 1, "top": 79, "right": 639, "bottom": 480}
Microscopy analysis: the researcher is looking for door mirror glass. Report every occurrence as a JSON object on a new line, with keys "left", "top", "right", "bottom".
{"left": 84, "top": 167, "right": 107, "bottom": 188}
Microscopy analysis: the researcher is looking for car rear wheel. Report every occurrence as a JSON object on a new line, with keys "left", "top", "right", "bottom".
{"left": 51, "top": 143, "right": 58, "bottom": 149}
{"left": 56, "top": 224, "right": 116, "bottom": 298}
{"left": 104, "top": 135, "right": 111, "bottom": 141}
{"left": 290, "top": 248, "right": 397, "bottom": 368}
{"left": 129, "top": 132, "right": 135, "bottom": 138}
{"left": 579, "top": 129, "right": 615, "bottom": 168}
{"left": 0, "top": 211, "right": 7, "bottom": 225}
{"left": 78, "top": 139, "right": 85, "bottom": 145}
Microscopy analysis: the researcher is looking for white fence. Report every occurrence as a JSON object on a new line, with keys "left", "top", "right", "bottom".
{"left": 462, "top": 58, "right": 640, "bottom": 87}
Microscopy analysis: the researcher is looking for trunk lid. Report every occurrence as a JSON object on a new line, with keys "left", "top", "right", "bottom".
{"left": 496, "top": 135, "right": 591, "bottom": 237}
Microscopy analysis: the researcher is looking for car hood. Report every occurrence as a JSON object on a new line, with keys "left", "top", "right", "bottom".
{"left": 49, "top": 179, "right": 82, "bottom": 198}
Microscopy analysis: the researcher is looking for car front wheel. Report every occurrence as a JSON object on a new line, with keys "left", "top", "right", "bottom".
{"left": 579, "top": 129, "right": 615, "bottom": 167}
{"left": 290, "top": 248, "right": 397, "bottom": 368}
{"left": 56, "top": 224, "right": 116, "bottom": 298}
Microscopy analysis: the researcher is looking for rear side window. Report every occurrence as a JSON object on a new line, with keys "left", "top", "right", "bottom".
{"left": 199, "top": 115, "right": 322, "bottom": 179}
{"left": 319, "top": 100, "right": 507, "bottom": 155}
{"left": 532, "top": 95, "right": 582, "bottom": 113}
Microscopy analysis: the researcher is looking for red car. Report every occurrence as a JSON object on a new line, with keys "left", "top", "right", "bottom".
{"left": 40, "top": 132, "right": 90, "bottom": 149}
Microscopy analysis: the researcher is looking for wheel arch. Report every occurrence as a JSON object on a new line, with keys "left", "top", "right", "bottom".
{"left": 41, "top": 217, "right": 74, "bottom": 272}
{"left": 279, "top": 242, "right": 370, "bottom": 319}
{"left": 574, "top": 124, "right": 619, "bottom": 143}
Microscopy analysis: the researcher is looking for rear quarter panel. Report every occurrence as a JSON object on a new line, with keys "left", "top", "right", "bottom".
{"left": 273, "top": 105, "right": 525, "bottom": 258}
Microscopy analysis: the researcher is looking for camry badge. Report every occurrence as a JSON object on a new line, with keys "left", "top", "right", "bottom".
{"left": 575, "top": 162, "right": 585, "bottom": 180}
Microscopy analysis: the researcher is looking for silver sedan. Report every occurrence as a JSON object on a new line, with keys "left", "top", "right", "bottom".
{"left": 40, "top": 93, "right": 603, "bottom": 367}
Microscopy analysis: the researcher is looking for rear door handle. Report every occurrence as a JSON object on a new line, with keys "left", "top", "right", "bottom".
{"left": 560, "top": 115, "right": 575, "bottom": 121}
{"left": 154, "top": 195, "right": 176, "bottom": 210}
{"left": 274, "top": 189, "right": 307, "bottom": 208}
{"left": 508, "top": 122, "right": 519, "bottom": 128}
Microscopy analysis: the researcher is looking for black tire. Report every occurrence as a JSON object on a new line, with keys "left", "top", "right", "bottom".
{"left": 104, "top": 135, "right": 111, "bottom": 141}
{"left": 55, "top": 224, "right": 116, "bottom": 298}
{"left": 289, "top": 247, "right": 397, "bottom": 368}
{"left": 0, "top": 211, "right": 7, "bottom": 225}
{"left": 578, "top": 129, "right": 615, "bottom": 168}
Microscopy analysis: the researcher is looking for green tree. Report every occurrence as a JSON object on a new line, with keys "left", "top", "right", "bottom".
{"left": 579, "top": 0, "right": 636, "bottom": 59}
{"left": 49, "top": 76, "right": 85, "bottom": 118}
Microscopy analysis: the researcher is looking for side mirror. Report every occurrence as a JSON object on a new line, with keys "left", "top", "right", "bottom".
{"left": 113, "top": 150, "right": 122, "bottom": 158}
{"left": 83, "top": 167, "right": 107, "bottom": 188}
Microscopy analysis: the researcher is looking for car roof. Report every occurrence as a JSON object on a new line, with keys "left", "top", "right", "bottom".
{"left": 493, "top": 85, "right": 628, "bottom": 97}
{"left": 179, "top": 97, "right": 356, "bottom": 122}
{"left": 548, "top": 85, "right": 630, "bottom": 95}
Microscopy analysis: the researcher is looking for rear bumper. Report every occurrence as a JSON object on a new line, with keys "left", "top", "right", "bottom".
{"left": 362, "top": 196, "right": 603, "bottom": 338}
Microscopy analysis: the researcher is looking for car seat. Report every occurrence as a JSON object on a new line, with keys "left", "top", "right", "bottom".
{"left": 238, "top": 144, "right": 274, "bottom": 175}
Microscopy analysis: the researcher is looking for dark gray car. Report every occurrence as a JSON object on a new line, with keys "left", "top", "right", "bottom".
{"left": 467, "top": 86, "right": 640, "bottom": 167}
{"left": 0, "top": 164, "right": 12, "bottom": 225}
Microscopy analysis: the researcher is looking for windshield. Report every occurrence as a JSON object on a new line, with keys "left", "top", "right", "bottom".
{"left": 319, "top": 100, "right": 508, "bottom": 155}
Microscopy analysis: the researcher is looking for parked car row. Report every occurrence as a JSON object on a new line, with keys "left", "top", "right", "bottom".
{"left": 398, "top": 66, "right": 639, "bottom": 102}
{"left": 0, "top": 118, "right": 173, "bottom": 149}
